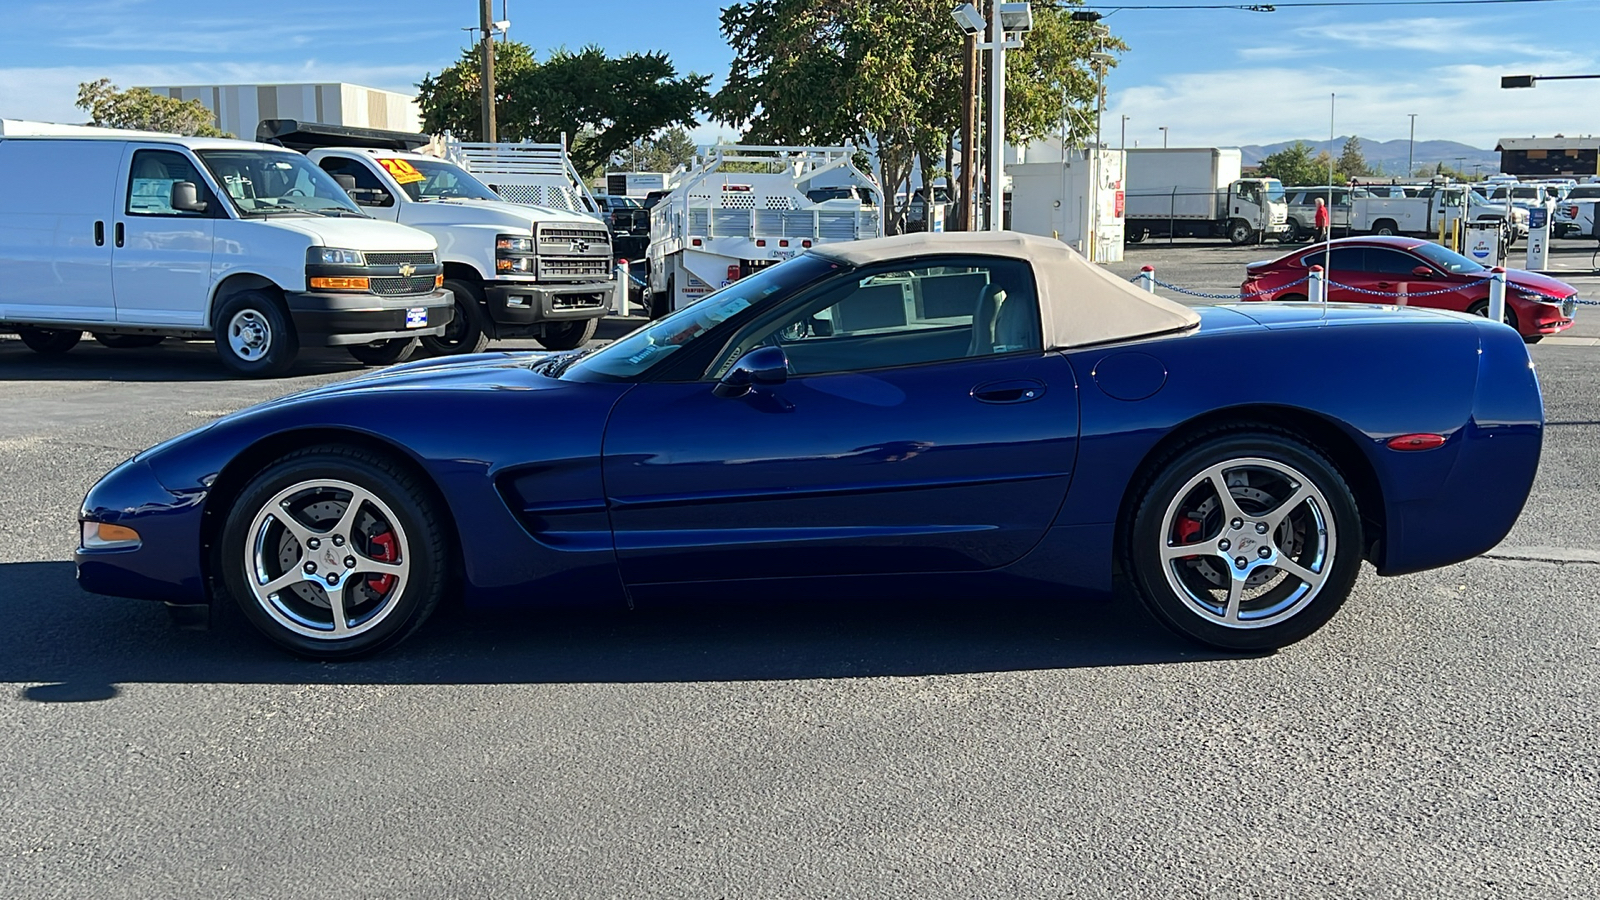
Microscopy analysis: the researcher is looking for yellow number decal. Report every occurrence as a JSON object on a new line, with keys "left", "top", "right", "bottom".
{"left": 377, "top": 158, "right": 425, "bottom": 184}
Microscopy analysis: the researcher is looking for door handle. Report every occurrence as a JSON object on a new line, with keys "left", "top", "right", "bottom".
{"left": 973, "top": 379, "right": 1046, "bottom": 404}
{"left": 114, "top": 222, "right": 124, "bottom": 248}
{"left": 94, "top": 221, "right": 104, "bottom": 246}
{"left": 1377, "top": 281, "right": 1391, "bottom": 288}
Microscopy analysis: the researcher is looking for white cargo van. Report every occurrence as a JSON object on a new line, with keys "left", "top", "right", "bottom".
{"left": 0, "top": 121, "right": 454, "bottom": 376}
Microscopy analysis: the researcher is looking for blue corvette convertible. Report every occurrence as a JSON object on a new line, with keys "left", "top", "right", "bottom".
{"left": 76, "top": 232, "right": 1543, "bottom": 658}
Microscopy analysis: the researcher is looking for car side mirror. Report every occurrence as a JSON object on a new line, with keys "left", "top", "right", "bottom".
{"left": 170, "top": 182, "right": 207, "bottom": 213}
{"left": 332, "top": 173, "right": 358, "bottom": 192}
{"left": 1412, "top": 265, "right": 1434, "bottom": 278}
{"left": 715, "top": 346, "right": 789, "bottom": 398}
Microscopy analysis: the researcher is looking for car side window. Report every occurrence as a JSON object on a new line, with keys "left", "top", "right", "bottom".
{"left": 1367, "top": 248, "right": 1421, "bottom": 275}
{"left": 1302, "top": 247, "right": 1362, "bottom": 270}
{"left": 318, "top": 157, "right": 394, "bottom": 207}
{"left": 126, "top": 149, "right": 216, "bottom": 217}
{"left": 716, "top": 257, "right": 1041, "bottom": 379}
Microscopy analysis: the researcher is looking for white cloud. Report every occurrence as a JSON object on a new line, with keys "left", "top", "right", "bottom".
{"left": 1237, "top": 46, "right": 1315, "bottom": 62}
{"left": 1294, "top": 16, "right": 1551, "bottom": 56}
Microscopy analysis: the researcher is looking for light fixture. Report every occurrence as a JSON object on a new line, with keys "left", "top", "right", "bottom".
{"left": 998, "top": 2, "right": 1033, "bottom": 33}
{"left": 951, "top": 3, "right": 986, "bottom": 35}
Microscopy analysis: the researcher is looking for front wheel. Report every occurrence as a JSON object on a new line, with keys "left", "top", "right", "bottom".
{"left": 419, "top": 279, "right": 490, "bottom": 356}
{"left": 536, "top": 317, "right": 598, "bottom": 351}
{"left": 1227, "top": 220, "right": 1256, "bottom": 245}
{"left": 1127, "top": 431, "right": 1363, "bottom": 651}
{"left": 16, "top": 327, "right": 83, "bottom": 354}
{"left": 214, "top": 290, "right": 297, "bottom": 377}
{"left": 346, "top": 338, "right": 418, "bottom": 367}
{"left": 218, "top": 447, "right": 449, "bottom": 659}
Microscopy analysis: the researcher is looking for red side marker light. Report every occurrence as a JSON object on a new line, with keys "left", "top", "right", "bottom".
{"left": 1387, "top": 433, "right": 1447, "bottom": 451}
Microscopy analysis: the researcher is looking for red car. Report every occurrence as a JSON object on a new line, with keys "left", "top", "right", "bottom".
{"left": 1240, "top": 236, "right": 1576, "bottom": 342}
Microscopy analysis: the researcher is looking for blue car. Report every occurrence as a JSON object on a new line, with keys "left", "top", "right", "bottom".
{"left": 76, "top": 232, "right": 1544, "bottom": 659}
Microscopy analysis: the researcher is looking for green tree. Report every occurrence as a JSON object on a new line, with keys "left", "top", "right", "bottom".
{"left": 620, "top": 126, "right": 698, "bottom": 172}
{"left": 417, "top": 42, "right": 710, "bottom": 176}
{"left": 712, "top": 0, "right": 1122, "bottom": 233}
{"left": 75, "top": 79, "right": 228, "bottom": 137}
{"left": 1336, "top": 135, "right": 1372, "bottom": 180}
{"left": 1257, "top": 141, "right": 1327, "bottom": 186}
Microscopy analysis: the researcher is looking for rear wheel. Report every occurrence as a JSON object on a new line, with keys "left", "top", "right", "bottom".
{"left": 346, "top": 338, "right": 418, "bottom": 367}
{"left": 16, "top": 327, "right": 83, "bottom": 354}
{"left": 218, "top": 447, "right": 448, "bottom": 660}
{"left": 537, "top": 317, "right": 598, "bottom": 351}
{"left": 1126, "top": 226, "right": 1148, "bottom": 244}
{"left": 420, "top": 279, "right": 490, "bottom": 356}
{"left": 1278, "top": 293, "right": 1308, "bottom": 303}
{"left": 1372, "top": 220, "right": 1399, "bottom": 237}
{"left": 93, "top": 333, "right": 165, "bottom": 349}
{"left": 214, "top": 290, "right": 297, "bottom": 377}
{"left": 649, "top": 275, "right": 674, "bottom": 320}
{"left": 1127, "top": 430, "right": 1362, "bottom": 651}
{"left": 1467, "top": 298, "right": 1520, "bottom": 333}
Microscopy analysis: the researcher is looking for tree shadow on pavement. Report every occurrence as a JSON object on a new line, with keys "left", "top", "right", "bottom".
{"left": 1, "top": 560, "right": 1244, "bottom": 702}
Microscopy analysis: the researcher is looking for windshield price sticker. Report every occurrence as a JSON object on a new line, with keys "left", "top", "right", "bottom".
{"left": 378, "top": 158, "right": 426, "bottom": 184}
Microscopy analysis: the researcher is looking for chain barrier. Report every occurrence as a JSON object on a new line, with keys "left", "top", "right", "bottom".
{"left": 1323, "top": 279, "right": 1489, "bottom": 300}
{"left": 1149, "top": 275, "right": 1311, "bottom": 301}
{"left": 1135, "top": 269, "right": 1598, "bottom": 307}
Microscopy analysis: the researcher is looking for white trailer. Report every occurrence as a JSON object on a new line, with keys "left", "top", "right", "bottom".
{"left": 645, "top": 145, "right": 881, "bottom": 317}
{"left": 442, "top": 136, "right": 601, "bottom": 219}
{"left": 1123, "top": 147, "right": 1288, "bottom": 245}
{"left": 1006, "top": 149, "right": 1126, "bottom": 263}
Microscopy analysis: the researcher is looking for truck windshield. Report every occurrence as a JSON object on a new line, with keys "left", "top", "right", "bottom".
{"left": 561, "top": 255, "right": 840, "bottom": 383}
{"left": 383, "top": 158, "right": 502, "bottom": 202}
{"left": 1410, "top": 242, "right": 1486, "bottom": 276}
{"left": 196, "top": 150, "right": 364, "bottom": 217}
{"left": 1263, "top": 180, "right": 1286, "bottom": 203}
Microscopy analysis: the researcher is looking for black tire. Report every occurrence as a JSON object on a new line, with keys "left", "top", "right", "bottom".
{"left": 420, "top": 279, "right": 490, "bottom": 356}
{"left": 347, "top": 338, "right": 419, "bottom": 367}
{"left": 213, "top": 290, "right": 297, "bottom": 377}
{"left": 537, "top": 317, "right": 598, "bottom": 351}
{"left": 93, "top": 333, "right": 165, "bottom": 349}
{"left": 1282, "top": 220, "right": 1302, "bottom": 243}
{"left": 1278, "top": 293, "right": 1308, "bottom": 303}
{"left": 1525, "top": 335, "right": 1543, "bottom": 345}
{"left": 1126, "top": 429, "right": 1363, "bottom": 652}
{"left": 1372, "top": 220, "right": 1398, "bottom": 237}
{"left": 1126, "top": 226, "right": 1148, "bottom": 245}
{"left": 1466, "top": 298, "right": 1519, "bottom": 332}
{"left": 1227, "top": 219, "right": 1255, "bottom": 245}
{"left": 217, "top": 446, "right": 449, "bottom": 660}
{"left": 650, "top": 275, "right": 674, "bottom": 320}
{"left": 17, "top": 327, "right": 83, "bottom": 354}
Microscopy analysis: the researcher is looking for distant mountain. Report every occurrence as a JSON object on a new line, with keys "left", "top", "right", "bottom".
{"left": 1239, "top": 137, "right": 1500, "bottom": 177}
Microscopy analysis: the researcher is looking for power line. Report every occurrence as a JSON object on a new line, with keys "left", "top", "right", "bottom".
{"left": 1073, "top": 0, "right": 1578, "bottom": 11}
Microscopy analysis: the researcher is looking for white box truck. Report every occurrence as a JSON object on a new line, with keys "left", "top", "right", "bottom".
{"left": 260, "top": 120, "right": 617, "bottom": 354}
{"left": 1123, "top": 147, "right": 1288, "bottom": 245}
{"left": 645, "top": 145, "right": 881, "bottom": 317}
{"left": 0, "top": 120, "right": 453, "bottom": 376}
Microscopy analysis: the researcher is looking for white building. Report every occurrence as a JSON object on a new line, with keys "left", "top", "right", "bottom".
{"left": 134, "top": 83, "right": 421, "bottom": 138}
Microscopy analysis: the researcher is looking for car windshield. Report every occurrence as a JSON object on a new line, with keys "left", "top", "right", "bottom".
{"left": 561, "top": 255, "right": 840, "bottom": 382}
{"left": 197, "top": 150, "right": 365, "bottom": 217}
{"left": 1410, "top": 241, "right": 1487, "bottom": 275}
{"left": 611, "top": 196, "right": 643, "bottom": 209}
{"left": 380, "top": 158, "right": 501, "bottom": 202}
{"left": 1570, "top": 186, "right": 1600, "bottom": 199}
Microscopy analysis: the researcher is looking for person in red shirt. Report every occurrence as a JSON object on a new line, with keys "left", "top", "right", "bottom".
{"left": 1313, "top": 196, "right": 1331, "bottom": 243}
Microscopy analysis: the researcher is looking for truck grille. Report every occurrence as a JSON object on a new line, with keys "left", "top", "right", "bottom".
{"left": 537, "top": 225, "right": 612, "bottom": 257}
{"left": 364, "top": 251, "right": 436, "bottom": 267}
{"left": 370, "top": 275, "right": 438, "bottom": 296}
{"left": 552, "top": 293, "right": 607, "bottom": 310}
{"left": 540, "top": 259, "right": 612, "bottom": 279}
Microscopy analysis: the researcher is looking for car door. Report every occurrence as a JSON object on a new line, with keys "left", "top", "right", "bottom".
{"left": 0, "top": 138, "right": 122, "bottom": 324}
{"left": 112, "top": 146, "right": 217, "bottom": 326}
{"left": 1303, "top": 246, "right": 1366, "bottom": 302}
{"left": 601, "top": 256, "right": 1079, "bottom": 585}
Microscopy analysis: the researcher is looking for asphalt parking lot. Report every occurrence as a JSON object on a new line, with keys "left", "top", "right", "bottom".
{"left": 2, "top": 250, "right": 1598, "bottom": 897}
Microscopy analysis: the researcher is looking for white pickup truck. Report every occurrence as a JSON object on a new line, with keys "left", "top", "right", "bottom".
{"left": 0, "top": 121, "right": 453, "bottom": 376}
{"left": 260, "top": 120, "right": 616, "bottom": 355}
{"left": 1555, "top": 183, "right": 1600, "bottom": 238}
{"left": 1351, "top": 183, "right": 1526, "bottom": 242}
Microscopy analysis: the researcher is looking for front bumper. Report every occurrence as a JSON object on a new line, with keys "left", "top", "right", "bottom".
{"left": 76, "top": 458, "right": 207, "bottom": 604}
{"left": 286, "top": 289, "right": 455, "bottom": 346}
{"left": 484, "top": 279, "right": 616, "bottom": 326}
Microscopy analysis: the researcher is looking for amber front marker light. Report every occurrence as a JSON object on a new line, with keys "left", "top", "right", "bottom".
{"left": 82, "top": 521, "right": 141, "bottom": 549}
{"left": 436, "top": 274, "right": 444, "bottom": 287}
{"left": 308, "top": 276, "right": 371, "bottom": 291}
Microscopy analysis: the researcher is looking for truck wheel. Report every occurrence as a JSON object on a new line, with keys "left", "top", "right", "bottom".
{"left": 93, "top": 333, "right": 165, "bottom": 349}
{"left": 649, "top": 276, "right": 674, "bottom": 320}
{"left": 1372, "top": 220, "right": 1399, "bottom": 237}
{"left": 537, "top": 318, "right": 598, "bottom": 351}
{"left": 1126, "top": 226, "right": 1148, "bottom": 244}
{"left": 347, "top": 338, "right": 418, "bottom": 367}
{"left": 420, "top": 279, "right": 489, "bottom": 356}
{"left": 16, "top": 327, "right": 83, "bottom": 354}
{"left": 1227, "top": 220, "right": 1255, "bottom": 245}
{"left": 1282, "top": 220, "right": 1302, "bottom": 243}
{"left": 215, "top": 290, "right": 298, "bottom": 378}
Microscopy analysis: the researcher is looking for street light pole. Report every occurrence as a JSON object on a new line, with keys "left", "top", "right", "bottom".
{"left": 1121, "top": 115, "right": 1130, "bottom": 152}
{"left": 1158, "top": 126, "right": 1168, "bottom": 148}
{"left": 959, "top": 32, "right": 978, "bottom": 230}
{"left": 987, "top": 7, "right": 1006, "bottom": 231}
{"left": 1407, "top": 113, "right": 1417, "bottom": 177}
{"left": 478, "top": 0, "right": 496, "bottom": 142}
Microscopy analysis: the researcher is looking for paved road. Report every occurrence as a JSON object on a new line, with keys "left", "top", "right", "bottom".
{"left": 1, "top": 307, "right": 1597, "bottom": 897}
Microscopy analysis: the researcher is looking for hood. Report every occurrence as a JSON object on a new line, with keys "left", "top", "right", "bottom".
{"left": 261, "top": 217, "right": 437, "bottom": 252}
{"left": 410, "top": 198, "right": 605, "bottom": 230}
{"left": 1505, "top": 268, "right": 1575, "bottom": 298}
{"left": 270, "top": 352, "right": 560, "bottom": 406}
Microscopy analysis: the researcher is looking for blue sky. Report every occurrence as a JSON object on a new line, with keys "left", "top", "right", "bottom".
{"left": 3, "top": 0, "right": 1597, "bottom": 150}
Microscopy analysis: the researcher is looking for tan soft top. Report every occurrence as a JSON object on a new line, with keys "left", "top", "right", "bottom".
{"left": 814, "top": 231, "right": 1200, "bottom": 350}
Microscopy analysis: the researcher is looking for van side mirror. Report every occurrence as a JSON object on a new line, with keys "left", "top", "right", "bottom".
{"left": 714, "top": 346, "right": 789, "bottom": 398}
{"left": 332, "top": 174, "right": 358, "bottom": 192}
{"left": 170, "top": 182, "right": 207, "bottom": 213}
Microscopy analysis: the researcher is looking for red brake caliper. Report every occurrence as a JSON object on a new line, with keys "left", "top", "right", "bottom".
{"left": 367, "top": 532, "right": 397, "bottom": 594}
{"left": 1174, "top": 516, "right": 1203, "bottom": 559}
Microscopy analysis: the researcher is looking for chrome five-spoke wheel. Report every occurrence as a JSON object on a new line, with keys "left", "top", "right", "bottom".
{"left": 220, "top": 448, "right": 447, "bottom": 659}
{"left": 1129, "top": 431, "right": 1362, "bottom": 651}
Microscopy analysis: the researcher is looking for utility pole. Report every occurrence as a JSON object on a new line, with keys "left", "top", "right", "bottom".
{"left": 960, "top": 31, "right": 978, "bottom": 231}
{"left": 478, "top": 0, "right": 496, "bottom": 142}
{"left": 986, "top": 0, "right": 1005, "bottom": 231}
{"left": 1121, "top": 115, "right": 1130, "bottom": 151}
{"left": 1408, "top": 113, "right": 1417, "bottom": 177}
{"left": 1158, "top": 126, "right": 1168, "bottom": 148}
